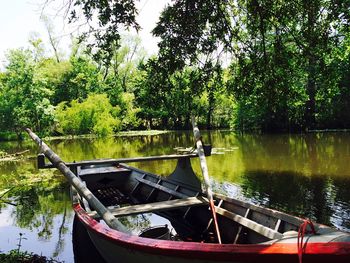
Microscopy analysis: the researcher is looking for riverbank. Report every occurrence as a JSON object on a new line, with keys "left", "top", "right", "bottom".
{"left": 0, "top": 130, "right": 172, "bottom": 142}
{"left": 44, "top": 130, "right": 171, "bottom": 141}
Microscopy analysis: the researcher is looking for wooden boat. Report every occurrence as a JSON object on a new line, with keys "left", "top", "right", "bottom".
{"left": 26, "top": 129, "right": 350, "bottom": 263}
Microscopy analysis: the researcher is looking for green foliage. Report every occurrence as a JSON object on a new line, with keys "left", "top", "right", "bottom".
{"left": 0, "top": 249, "right": 63, "bottom": 262}
{"left": 316, "top": 30, "right": 350, "bottom": 128}
{"left": 52, "top": 56, "right": 106, "bottom": 105}
{"left": 225, "top": 0, "right": 350, "bottom": 131}
{"left": 109, "top": 35, "right": 146, "bottom": 92}
{"left": 1, "top": 1, "right": 350, "bottom": 135}
{"left": 153, "top": 0, "right": 232, "bottom": 73}
{"left": 0, "top": 150, "right": 6, "bottom": 158}
{"left": 212, "top": 91, "right": 236, "bottom": 129}
{"left": 0, "top": 49, "right": 55, "bottom": 136}
{"left": 56, "top": 94, "right": 120, "bottom": 136}
{"left": 68, "top": 0, "right": 140, "bottom": 66}
{"left": 134, "top": 58, "right": 170, "bottom": 128}
{"left": 119, "top": 92, "right": 141, "bottom": 130}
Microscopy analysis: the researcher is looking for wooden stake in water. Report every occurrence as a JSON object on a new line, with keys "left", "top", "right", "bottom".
{"left": 191, "top": 117, "right": 222, "bottom": 244}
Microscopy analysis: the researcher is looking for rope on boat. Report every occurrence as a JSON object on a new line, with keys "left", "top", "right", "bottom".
{"left": 191, "top": 116, "right": 222, "bottom": 244}
{"left": 297, "top": 219, "right": 316, "bottom": 263}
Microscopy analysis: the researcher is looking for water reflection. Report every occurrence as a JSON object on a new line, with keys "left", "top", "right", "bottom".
{"left": 0, "top": 184, "right": 74, "bottom": 262}
{"left": 234, "top": 132, "right": 350, "bottom": 177}
{"left": 229, "top": 132, "right": 350, "bottom": 231}
{"left": 240, "top": 171, "right": 334, "bottom": 224}
{"left": 1, "top": 131, "right": 350, "bottom": 261}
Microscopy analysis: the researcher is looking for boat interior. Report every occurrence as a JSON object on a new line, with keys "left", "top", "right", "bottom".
{"left": 67, "top": 157, "right": 310, "bottom": 245}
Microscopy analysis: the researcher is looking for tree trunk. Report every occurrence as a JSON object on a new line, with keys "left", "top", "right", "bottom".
{"left": 305, "top": 57, "right": 317, "bottom": 130}
{"left": 304, "top": 1, "right": 318, "bottom": 131}
{"left": 206, "top": 87, "right": 215, "bottom": 130}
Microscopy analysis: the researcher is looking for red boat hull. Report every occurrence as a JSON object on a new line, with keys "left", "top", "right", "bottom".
{"left": 74, "top": 204, "right": 350, "bottom": 263}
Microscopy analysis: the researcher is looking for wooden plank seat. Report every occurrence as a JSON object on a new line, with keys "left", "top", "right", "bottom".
{"left": 214, "top": 193, "right": 304, "bottom": 227}
{"left": 85, "top": 176, "right": 284, "bottom": 240}
{"left": 134, "top": 177, "right": 283, "bottom": 240}
{"left": 135, "top": 177, "right": 190, "bottom": 199}
{"left": 215, "top": 207, "right": 283, "bottom": 240}
{"left": 87, "top": 195, "right": 283, "bottom": 240}
{"left": 88, "top": 196, "right": 208, "bottom": 219}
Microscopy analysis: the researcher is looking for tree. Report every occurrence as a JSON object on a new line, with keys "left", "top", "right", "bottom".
{"left": 111, "top": 35, "right": 146, "bottom": 92}
{"left": 153, "top": 0, "right": 233, "bottom": 128}
{"left": 227, "top": 0, "right": 305, "bottom": 131}
{"left": 52, "top": 56, "right": 106, "bottom": 105}
{"left": 0, "top": 49, "right": 55, "bottom": 136}
{"left": 134, "top": 58, "right": 228, "bottom": 130}
{"left": 65, "top": 0, "right": 140, "bottom": 66}
{"left": 227, "top": 0, "right": 350, "bottom": 131}
{"left": 2, "top": 0, "right": 349, "bottom": 134}
{"left": 41, "top": 15, "right": 62, "bottom": 63}
{"left": 134, "top": 58, "right": 169, "bottom": 129}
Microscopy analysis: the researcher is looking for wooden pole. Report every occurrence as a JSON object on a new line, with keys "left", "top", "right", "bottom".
{"left": 37, "top": 153, "right": 198, "bottom": 169}
{"left": 25, "top": 128, "right": 129, "bottom": 233}
{"left": 191, "top": 117, "right": 222, "bottom": 244}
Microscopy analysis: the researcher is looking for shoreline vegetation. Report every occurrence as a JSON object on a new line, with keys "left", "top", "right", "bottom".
{"left": 3, "top": 128, "right": 350, "bottom": 143}
{"left": 4, "top": 129, "right": 350, "bottom": 143}
{"left": 0, "top": 150, "right": 30, "bottom": 162}
{"left": 44, "top": 129, "right": 172, "bottom": 141}
{"left": 0, "top": 249, "right": 64, "bottom": 263}
{"left": 0, "top": 130, "right": 172, "bottom": 142}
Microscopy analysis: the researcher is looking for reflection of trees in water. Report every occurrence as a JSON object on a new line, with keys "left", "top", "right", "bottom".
{"left": 7, "top": 184, "right": 73, "bottom": 257}
{"left": 49, "top": 131, "right": 201, "bottom": 164}
{"left": 12, "top": 186, "right": 40, "bottom": 228}
{"left": 329, "top": 178, "right": 350, "bottom": 231}
{"left": 53, "top": 201, "right": 69, "bottom": 258}
{"left": 235, "top": 132, "right": 350, "bottom": 177}
{"left": 240, "top": 170, "right": 350, "bottom": 230}
{"left": 118, "top": 214, "right": 152, "bottom": 235}
{"left": 234, "top": 132, "right": 350, "bottom": 231}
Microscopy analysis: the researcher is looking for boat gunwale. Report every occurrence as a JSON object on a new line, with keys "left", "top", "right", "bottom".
{"left": 73, "top": 199, "right": 350, "bottom": 262}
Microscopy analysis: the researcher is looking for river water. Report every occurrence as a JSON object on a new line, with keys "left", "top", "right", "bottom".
{"left": 1, "top": 131, "right": 350, "bottom": 262}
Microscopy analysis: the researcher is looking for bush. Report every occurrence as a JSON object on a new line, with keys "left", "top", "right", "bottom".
{"left": 55, "top": 94, "right": 121, "bottom": 136}
{"left": 0, "top": 249, "right": 63, "bottom": 263}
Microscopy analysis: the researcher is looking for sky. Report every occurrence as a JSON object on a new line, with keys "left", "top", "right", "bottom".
{"left": 0, "top": 0, "right": 170, "bottom": 65}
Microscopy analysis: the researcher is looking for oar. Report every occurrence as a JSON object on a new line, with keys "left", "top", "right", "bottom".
{"left": 191, "top": 116, "right": 222, "bottom": 244}
{"left": 25, "top": 128, "right": 129, "bottom": 233}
